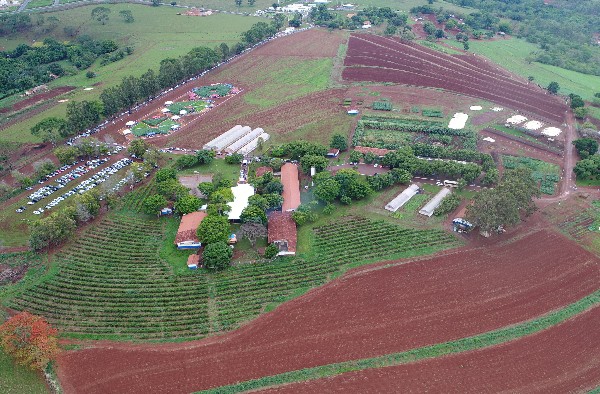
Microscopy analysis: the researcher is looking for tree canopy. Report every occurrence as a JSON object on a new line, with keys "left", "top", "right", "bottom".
{"left": 197, "top": 214, "right": 230, "bottom": 245}
{"left": 202, "top": 241, "right": 233, "bottom": 270}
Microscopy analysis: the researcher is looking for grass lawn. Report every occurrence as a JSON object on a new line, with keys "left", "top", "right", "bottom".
{"left": 0, "top": 351, "right": 49, "bottom": 394}
{"left": 177, "top": 157, "right": 240, "bottom": 181}
{"left": 451, "top": 38, "right": 600, "bottom": 101}
{"left": 241, "top": 57, "right": 333, "bottom": 108}
{"left": 25, "top": 0, "right": 53, "bottom": 9}
{"left": 0, "top": 5, "right": 260, "bottom": 144}
{"left": 491, "top": 124, "right": 541, "bottom": 144}
{"left": 575, "top": 178, "right": 600, "bottom": 187}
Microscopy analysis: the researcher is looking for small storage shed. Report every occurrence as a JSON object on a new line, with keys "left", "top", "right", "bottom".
{"left": 268, "top": 211, "right": 297, "bottom": 256}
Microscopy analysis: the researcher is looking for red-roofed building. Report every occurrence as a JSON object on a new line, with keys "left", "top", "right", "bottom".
{"left": 255, "top": 166, "right": 273, "bottom": 178}
{"left": 281, "top": 163, "right": 300, "bottom": 212}
{"left": 354, "top": 146, "right": 393, "bottom": 157}
{"left": 175, "top": 212, "right": 207, "bottom": 249}
{"left": 268, "top": 211, "right": 297, "bottom": 255}
{"left": 187, "top": 254, "right": 200, "bottom": 269}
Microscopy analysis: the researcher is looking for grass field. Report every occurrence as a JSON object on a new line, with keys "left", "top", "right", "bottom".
{"left": 0, "top": 351, "right": 48, "bottom": 394}
{"left": 0, "top": 5, "right": 261, "bottom": 144}
{"left": 450, "top": 38, "right": 600, "bottom": 101}
{"left": 25, "top": 0, "right": 53, "bottom": 9}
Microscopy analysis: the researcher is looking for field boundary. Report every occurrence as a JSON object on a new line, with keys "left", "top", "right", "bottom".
{"left": 199, "top": 289, "right": 600, "bottom": 393}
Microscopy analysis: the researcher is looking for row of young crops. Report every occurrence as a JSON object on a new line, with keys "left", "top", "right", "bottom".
{"left": 313, "top": 216, "right": 460, "bottom": 265}
{"left": 7, "top": 214, "right": 211, "bottom": 340}
{"left": 502, "top": 155, "right": 560, "bottom": 195}
{"left": 5, "top": 212, "right": 459, "bottom": 339}
{"left": 118, "top": 178, "right": 157, "bottom": 213}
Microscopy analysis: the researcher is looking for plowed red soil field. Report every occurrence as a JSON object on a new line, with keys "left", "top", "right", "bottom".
{"left": 56, "top": 229, "right": 600, "bottom": 393}
{"left": 267, "top": 306, "right": 600, "bottom": 393}
{"left": 342, "top": 34, "right": 567, "bottom": 123}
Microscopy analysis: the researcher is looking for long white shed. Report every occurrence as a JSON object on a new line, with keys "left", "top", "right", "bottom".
{"left": 203, "top": 125, "right": 252, "bottom": 151}
{"left": 419, "top": 188, "right": 452, "bottom": 217}
{"left": 385, "top": 184, "right": 419, "bottom": 212}
{"left": 237, "top": 133, "right": 270, "bottom": 155}
{"left": 225, "top": 128, "right": 264, "bottom": 154}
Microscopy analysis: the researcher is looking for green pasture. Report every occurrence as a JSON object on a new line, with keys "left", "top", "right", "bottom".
{"left": 0, "top": 5, "right": 260, "bottom": 143}
{"left": 25, "top": 0, "right": 53, "bottom": 9}
{"left": 239, "top": 57, "right": 333, "bottom": 108}
{"left": 449, "top": 38, "right": 600, "bottom": 101}
{"left": 0, "top": 351, "right": 48, "bottom": 394}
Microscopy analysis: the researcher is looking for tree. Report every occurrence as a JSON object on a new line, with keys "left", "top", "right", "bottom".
{"left": 175, "top": 154, "right": 198, "bottom": 169}
{"left": 547, "top": 81, "right": 560, "bottom": 94}
{"left": 196, "top": 149, "right": 215, "bottom": 165}
{"left": 91, "top": 7, "right": 111, "bottom": 25}
{"left": 225, "top": 153, "right": 244, "bottom": 164}
{"left": 573, "top": 155, "right": 600, "bottom": 180}
{"left": 248, "top": 194, "right": 269, "bottom": 211}
{"left": 314, "top": 177, "right": 340, "bottom": 203}
{"left": 238, "top": 222, "right": 267, "bottom": 248}
{"left": 143, "top": 194, "right": 168, "bottom": 215}
{"left": 197, "top": 214, "right": 230, "bottom": 244}
{"left": 156, "top": 168, "right": 177, "bottom": 183}
{"left": 240, "top": 205, "right": 267, "bottom": 225}
{"left": 330, "top": 134, "right": 348, "bottom": 151}
{"left": 434, "top": 29, "right": 445, "bottom": 39}
{"left": 152, "top": 0, "right": 160, "bottom": 6}
{"left": 32, "top": 158, "right": 56, "bottom": 179}
{"left": 463, "top": 41, "right": 469, "bottom": 51}
{"left": 66, "top": 101, "right": 103, "bottom": 133}
{"left": 334, "top": 169, "right": 372, "bottom": 201}
{"left": 157, "top": 178, "right": 189, "bottom": 200}
{"left": 482, "top": 168, "right": 499, "bottom": 185}
{"left": 573, "top": 138, "right": 598, "bottom": 159}
{"left": 0, "top": 312, "right": 59, "bottom": 371}
{"left": 128, "top": 139, "right": 148, "bottom": 158}
{"left": 248, "top": 0, "right": 255, "bottom": 5}
{"left": 235, "top": 0, "right": 242, "bottom": 8}
{"left": 349, "top": 150, "right": 363, "bottom": 164}
{"left": 570, "top": 94, "right": 585, "bottom": 109}
{"left": 29, "top": 211, "right": 77, "bottom": 250}
{"left": 271, "top": 14, "right": 287, "bottom": 31}
{"left": 53, "top": 146, "right": 78, "bottom": 165}
{"left": 300, "top": 154, "right": 329, "bottom": 174}
{"left": 142, "top": 148, "right": 160, "bottom": 167}
{"left": 119, "top": 10, "right": 134, "bottom": 23}
{"left": 466, "top": 168, "right": 539, "bottom": 233}
{"left": 423, "top": 21, "right": 436, "bottom": 35}
{"left": 528, "top": 76, "right": 535, "bottom": 82}
{"left": 174, "top": 194, "right": 202, "bottom": 215}
{"left": 264, "top": 243, "right": 279, "bottom": 259}
{"left": 203, "top": 241, "right": 233, "bottom": 270}
{"left": 31, "top": 117, "right": 67, "bottom": 146}
{"left": 74, "top": 190, "right": 101, "bottom": 222}
{"left": 264, "top": 180, "right": 284, "bottom": 195}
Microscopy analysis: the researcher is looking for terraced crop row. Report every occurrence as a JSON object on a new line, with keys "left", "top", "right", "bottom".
{"left": 119, "top": 179, "right": 157, "bottom": 213}
{"left": 7, "top": 214, "right": 210, "bottom": 340}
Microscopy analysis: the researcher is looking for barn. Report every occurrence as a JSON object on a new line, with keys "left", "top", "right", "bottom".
{"left": 268, "top": 211, "right": 297, "bottom": 256}
{"left": 175, "top": 212, "right": 207, "bottom": 249}
{"left": 281, "top": 163, "right": 301, "bottom": 212}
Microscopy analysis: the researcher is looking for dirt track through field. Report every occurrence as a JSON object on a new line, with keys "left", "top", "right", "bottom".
{"left": 343, "top": 34, "right": 568, "bottom": 123}
{"left": 56, "top": 229, "right": 600, "bottom": 393}
{"left": 264, "top": 305, "right": 600, "bottom": 394}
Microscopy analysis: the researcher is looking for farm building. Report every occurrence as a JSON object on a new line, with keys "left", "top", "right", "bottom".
{"left": 354, "top": 146, "right": 393, "bottom": 157}
{"left": 202, "top": 125, "right": 252, "bottom": 152}
{"left": 175, "top": 212, "right": 207, "bottom": 249}
{"left": 281, "top": 163, "right": 301, "bottom": 212}
{"left": 225, "top": 128, "right": 265, "bottom": 154}
{"left": 187, "top": 254, "right": 200, "bottom": 270}
{"left": 419, "top": 188, "right": 452, "bottom": 217}
{"left": 228, "top": 183, "right": 255, "bottom": 221}
{"left": 268, "top": 211, "right": 297, "bottom": 256}
{"left": 385, "top": 184, "right": 420, "bottom": 212}
{"left": 237, "top": 132, "right": 270, "bottom": 156}
{"left": 255, "top": 166, "right": 273, "bottom": 178}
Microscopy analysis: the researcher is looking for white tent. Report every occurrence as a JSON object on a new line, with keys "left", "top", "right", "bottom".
{"left": 122, "top": 129, "right": 132, "bottom": 135}
{"left": 171, "top": 115, "right": 181, "bottom": 120}
{"left": 165, "top": 101, "right": 173, "bottom": 105}
{"left": 125, "top": 121, "right": 136, "bottom": 126}
{"left": 161, "top": 108, "right": 170, "bottom": 113}
{"left": 179, "top": 110, "right": 187, "bottom": 115}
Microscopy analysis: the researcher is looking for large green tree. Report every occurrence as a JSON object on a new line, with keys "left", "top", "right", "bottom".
{"left": 174, "top": 194, "right": 202, "bottom": 215}
{"left": 202, "top": 241, "right": 233, "bottom": 270}
{"left": 142, "top": 194, "right": 168, "bottom": 215}
{"left": 197, "top": 214, "right": 230, "bottom": 244}
{"left": 31, "top": 117, "right": 67, "bottom": 146}
{"left": 91, "top": 7, "right": 111, "bottom": 25}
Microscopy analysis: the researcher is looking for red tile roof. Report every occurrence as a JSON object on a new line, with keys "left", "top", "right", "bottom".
{"left": 187, "top": 254, "right": 200, "bottom": 266}
{"left": 268, "top": 211, "right": 297, "bottom": 253}
{"left": 255, "top": 166, "right": 273, "bottom": 178}
{"left": 281, "top": 163, "right": 300, "bottom": 211}
{"left": 354, "top": 146, "right": 393, "bottom": 157}
{"left": 175, "top": 212, "right": 207, "bottom": 245}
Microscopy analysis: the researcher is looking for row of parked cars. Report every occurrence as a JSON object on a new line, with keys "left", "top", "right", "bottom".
{"left": 29, "top": 159, "right": 133, "bottom": 215}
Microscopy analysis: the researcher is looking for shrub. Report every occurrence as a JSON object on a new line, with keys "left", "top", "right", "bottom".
{"left": 202, "top": 241, "right": 232, "bottom": 270}
{"left": 264, "top": 243, "right": 279, "bottom": 259}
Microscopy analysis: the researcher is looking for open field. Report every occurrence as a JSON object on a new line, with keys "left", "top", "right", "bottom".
{"left": 0, "top": 5, "right": 261, "bottom": 143}
{"left": 0, "top": 351, "right": 48, "bottom": 394}
{"left": 343, "top": 34, "right": 568, "bottom": 123}
{"left": 262, "top": 305, "right": 600, "bottom": 394}
{"left": 54, "top": 228, "right": 600, "bottom": 392}
{"left": 452, "top": 38, "right": 600, "bottom": 101}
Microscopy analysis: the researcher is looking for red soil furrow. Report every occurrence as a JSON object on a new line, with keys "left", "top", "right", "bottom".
{"left": 56, "top": 230, "right": 600, "bottom": 393}
{"left": 343, "top": 34, "right": 567, "bottom": 122}
{"left": 350, "top": 35, "right": 527, "bottom": 90}
{"left": 266, "top": 305, "right": 600, "bottom": 393}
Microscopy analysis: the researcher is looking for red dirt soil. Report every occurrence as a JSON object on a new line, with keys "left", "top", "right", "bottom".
{"left": 56, "top": 229, "right": 600, "bottom": 393}
{"left": 0, "top": 86, "right": 75, "bottom": 114}
{"left": 342, "top": 34, "right": 567, "bottom": 123}
{"left": 265, "top": 305, "right": 600, "bottom": 394}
